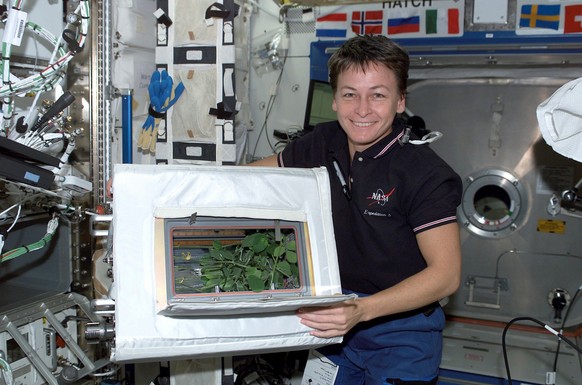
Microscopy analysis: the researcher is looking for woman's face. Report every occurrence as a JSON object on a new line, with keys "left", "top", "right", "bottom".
{"left": 332, "top": 63, "right": 405, "bottom": 157}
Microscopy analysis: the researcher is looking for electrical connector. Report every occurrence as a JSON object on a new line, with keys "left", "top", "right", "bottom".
{"left": 546, "top": 371, "right": 556, "bottom": 385}
{"left": 63, "top": 175, "right": 92, "bottom": 193}
{"left": 269, "top": 83, "right": 279, "bottom": 96}
{"left": 61, "top": 175, "right": 93, "bottom": 195}
{"left": 273, "top": 127, "right": 304, "bottom": 142}
{"left": 273, "top": 129, "right": 288, "bottom": 140}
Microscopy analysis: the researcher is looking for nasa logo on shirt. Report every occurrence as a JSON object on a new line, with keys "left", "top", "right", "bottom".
{"left": 366, "top": 187, "right": 395, "bottom": 206}
{"left": 363, "top": 187, "right": 395, "bottom": 217}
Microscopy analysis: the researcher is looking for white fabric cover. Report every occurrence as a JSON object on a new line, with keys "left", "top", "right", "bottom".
{"left": 537, "top": 77, "right": 582, "bottom": 163}
{"left": 111, "top": 164, "right": 348, "bottom": 362}
{"left": 171, "top": 67, "right": 217, "bottom": 141}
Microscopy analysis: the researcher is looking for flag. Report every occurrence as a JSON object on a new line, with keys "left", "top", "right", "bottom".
{"left": 519, "top": 4, "right": 560, "bottom": 30}
{"left": 425, "top": 8, "right": 460, "bottom": 35}
{"left": 351, "top": 10, "right": 383, "bottom": 35}
{"left": 316, "top": 13, "right": 348, "bottom": 38}
{"left": 387, "top": 16, "right": 420, "bottom": 35}
{"left": 564, "top": 4, "right": 582, "bottom": 34}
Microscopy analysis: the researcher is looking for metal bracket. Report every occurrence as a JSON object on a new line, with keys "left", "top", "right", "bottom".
{"left": 464, "top": 275, "right": 509, "bottom": 310}
{"left": 89, "top": 214, "right": 112, "bottom": 237}
{"left": 0, "top": 293, "right": 110, "bottom": 385}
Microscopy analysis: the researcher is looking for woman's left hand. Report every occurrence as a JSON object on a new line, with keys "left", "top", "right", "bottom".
{"left": 297, "top": 299, "right": 363, "bottom": 338}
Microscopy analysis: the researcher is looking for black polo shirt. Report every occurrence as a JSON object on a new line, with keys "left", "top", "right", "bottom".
{"left": 277, "top": 118, "right": 462, "bottom": 294}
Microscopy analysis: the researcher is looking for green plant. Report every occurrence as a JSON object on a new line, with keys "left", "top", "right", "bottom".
{"left": 199, "top": 230, "right": 299, "bottom": 293}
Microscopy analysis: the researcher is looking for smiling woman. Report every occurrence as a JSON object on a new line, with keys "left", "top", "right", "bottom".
{"left": 255, "top": 35, "right": 463, "bottom": 385}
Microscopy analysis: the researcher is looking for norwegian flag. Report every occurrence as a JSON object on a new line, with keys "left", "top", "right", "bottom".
{"left": 351, "top": 10, "right": 383, "bottom": 35}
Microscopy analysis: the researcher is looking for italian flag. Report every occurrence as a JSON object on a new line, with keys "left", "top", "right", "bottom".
{"left": 425, "top": 8, "right": 460, "bottom": 35}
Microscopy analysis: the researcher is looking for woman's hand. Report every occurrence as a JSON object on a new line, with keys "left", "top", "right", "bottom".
{"left": 297, "top": 299, "right": 364, "bottom": 338}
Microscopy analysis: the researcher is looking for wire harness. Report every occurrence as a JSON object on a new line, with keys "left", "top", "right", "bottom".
{"left": 0, "top": 211, "right": 59, "bottom": 263}
{"left": 0, "top": 355, "right": 14, "bottom": 385}
{"left": 0, "top": 0, "right": 90, "bottom": 138}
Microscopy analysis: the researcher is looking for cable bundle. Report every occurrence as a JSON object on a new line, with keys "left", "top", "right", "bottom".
{"left": 0, "top": 213, "right": 59, "bottom": 263}
{"left": 0, "top": 356, "right": 13, "bottom": 385}
{"left": 0, "top": 0, "right": 90, "bottom": 138}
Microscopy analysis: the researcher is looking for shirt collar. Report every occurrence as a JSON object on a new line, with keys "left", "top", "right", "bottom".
{"left": 328, "top": 117, "right": 407, "bottom": 160}
{"left": 361, "top": 117, "right": 406, "bottom": 159}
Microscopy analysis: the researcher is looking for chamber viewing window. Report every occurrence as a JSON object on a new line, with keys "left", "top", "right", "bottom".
{"left": 160, "top": 217, "right": 313, "bottom": 304}
{"left": 473, "top": 185, "right": 511, "bottom": 222}
{"left": 459, "top": 169, "right": 528, "bottom": 238}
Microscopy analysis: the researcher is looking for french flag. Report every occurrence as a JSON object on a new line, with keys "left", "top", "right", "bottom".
{"left": 351, "top": 10, "right": 383, "bottom": 35}
{"left": 387, "top": 15, "right": 420, "bottom": 35}
{"left": 316, "top": 13, "right": 348, "bottom": 38}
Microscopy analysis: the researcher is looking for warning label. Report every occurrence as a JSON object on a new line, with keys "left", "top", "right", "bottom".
{"left": 537, "top": 219, "right": 566, "bottom": 234}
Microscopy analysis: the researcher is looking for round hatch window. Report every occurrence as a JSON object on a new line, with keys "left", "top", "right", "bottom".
{"left": 459, "top": 169, "right": 528, "bottom": 238}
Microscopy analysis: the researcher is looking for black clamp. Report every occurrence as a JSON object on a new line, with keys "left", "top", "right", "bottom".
{"left": 154, "top": 8, "right": 173, "bottom": 28}
{"left": 208, "top": 102, "right": 234, "bottom": 120}
{"left": 148, "top": 105, "right": 167, "bottom": 119}
{"left": 205, "top": 2, "right": 230, "bottom": 20}
{"left": 62, "top": 29, "right": 81, "bottom": 54}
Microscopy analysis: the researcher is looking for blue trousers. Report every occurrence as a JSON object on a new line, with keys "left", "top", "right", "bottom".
{"left": 318, "top": 295, "right": 445, "bottom": 385}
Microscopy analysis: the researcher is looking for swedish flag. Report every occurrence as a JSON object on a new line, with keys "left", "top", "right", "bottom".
{"left": 520, "top": 4, "right": 560, "bottom": 30}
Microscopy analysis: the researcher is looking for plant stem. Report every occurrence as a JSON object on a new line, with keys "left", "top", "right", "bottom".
{"left": 212, "top": 259, "right": 249, "bottom": 270}
{"left": 269, "top": 252, "right": 279, "bottom": 289}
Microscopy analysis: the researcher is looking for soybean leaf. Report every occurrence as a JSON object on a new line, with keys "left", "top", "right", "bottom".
{"left": 277, "top": 260, "right": 292, "bottom": 277}
{"left": 242, "top": 232, "right": 269, "bottom": 253}
{"left": 274, "top": 245, "right": 285, "bottom": 257}
{"left": 245, "top": 266, "right": 261, "bottom": 278}
{"left": 247, "top": 275, "right": 265, "bottom": 292}
{"left": 285, "top": 250, "right": 297, "bottom": 264}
